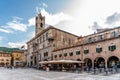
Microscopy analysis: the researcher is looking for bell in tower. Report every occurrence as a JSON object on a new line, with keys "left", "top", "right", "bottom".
{"left": 35, "top": 13, "right": 45, "bottom": 35}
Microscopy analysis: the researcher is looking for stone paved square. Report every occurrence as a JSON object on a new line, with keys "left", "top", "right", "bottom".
{"left": 0, "top": 68, "right": 120, "bottom": 80}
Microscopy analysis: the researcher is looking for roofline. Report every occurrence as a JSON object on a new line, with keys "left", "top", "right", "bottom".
{"left": 81, "top": 26, "right": 120, "bottom": 38}
{"left": 53, "top": 35, "right": 120, "bottom": 52}
{"left": 13, "top": 50, "right": 24, "bottom": 53}
{"left": 27, "top": 25, "right": 79, "bottom": 44}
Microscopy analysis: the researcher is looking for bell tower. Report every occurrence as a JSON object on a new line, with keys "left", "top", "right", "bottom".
{"left": 35, "top": 13, "right": 45, "bottom": 35}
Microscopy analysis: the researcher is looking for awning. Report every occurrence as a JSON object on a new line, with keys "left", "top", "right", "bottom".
{"left": 39, "top": 60, "right": 84, "bottom": 64}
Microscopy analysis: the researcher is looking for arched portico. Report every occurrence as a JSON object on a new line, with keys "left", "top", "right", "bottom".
{"left": 107, "top": 56, "right": 119, "bottom": 68}
{"left": 94, "top": 57, "right": 105, "bottom": 68}
{"left": 84, "top": 58, "right": 92, "bottom": 68}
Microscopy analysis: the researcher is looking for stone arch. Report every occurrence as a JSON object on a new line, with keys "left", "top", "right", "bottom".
{"left": 107, "top": 56, "right": 119, "bottom": 68}
{"left": 75, "top": 59, "right": 81, "bottom": 68}
{"left": 76, "top": 59, "right": 81, "bottom": 61}
{"left": 0, "top": 62, "right": 5, "bottom": 67}
{"left": 94, "top": 57, "right": 105, "bottom": 68}
{"left": 84, "top": 58, "right": 92, "bottom": 68}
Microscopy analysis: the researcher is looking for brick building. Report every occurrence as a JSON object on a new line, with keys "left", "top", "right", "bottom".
{"left": 53, "top": 27, "right": 120, "bottom": 68}
{"left": 27, "top": 13, "right": 120, "bottom": 68}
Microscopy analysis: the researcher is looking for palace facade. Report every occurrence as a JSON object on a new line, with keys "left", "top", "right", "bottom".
{"left": 53, "top": 27, "right": 120, "bottom": 68}
{"left": 27, "top": 13, "right": 78, "bottom": 67}
{"left": 27, "top": 13, "right": 120, "bottom": 68}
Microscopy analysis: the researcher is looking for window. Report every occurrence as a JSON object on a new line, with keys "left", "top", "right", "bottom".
{"left": 83, "top": 40, "right": 86, "bottom": 44}
{"left": 40, "top": 23, "right": 43, "bottom": 28}
{"left": 43, "top": 35, "right": 45, "bottom": 42}
{"left": 108, "top": 45, "right": 116, "bottom": 51}
{"left": 69, "top": 52, "right": 73, "bottom": 56}
{"left": 36, "top": 17, "right": 38, "bottom": 21}
{"left": 16, "top": 58, "right": 19, "bottom": 60}
{"left": 46, "top": 33, "right": 48, "bottom": 40}
{"left": 96, "top": 47, "right": 102, "bottom": 53}
{"left": 100, "top": 35, "right": 104, "bottom": 40}
{"left": 44, "top": 52, "right": 48, "bottom": 57}
{"left": 37, "top": 39, "right": 39, "bottom": 43}
{"left": 68, "top": 38, "right": 71, "bottom": 44}
{"left": 42, "top": 44, "right": 44, "bottom": 48}
{"left": 39, "top": 55, "right": 41, "bottom": 60}
{"left": 76, "top": 51, "right": 80, "bottom": 55}
{"left": 114, "top": 31, "right": 118, "bottom": 37}
{"left": 94, "top": 36, "right": 98, "bottom": 41}
{"left": 107, "top": 34, "right": 110, "bottom": 39}
{"left": 59, "top": 54, "right": 62, "bottom": 57}
{"left": 64, "top": 53, "right": 67, "bottom": 57}
{"left": 84, "top": 49, "right": 89, "bottom": 54}
{"left": 39, "top": 37, "right": 41, "bottom": 43}
{"left": 88, "top": 37, "right": 92, "bottom": 43}
{"left": 54, "top": 55, "right": 57, "bottom": 58}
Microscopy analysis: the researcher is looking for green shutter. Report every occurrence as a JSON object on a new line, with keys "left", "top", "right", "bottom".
{"left": 114, "top": 45, "right": 116, "bottom": 50}
{"left": 87, "top": 50, "right": 89, "bottom": 53}
{"left": 108, "top": 46, "right": 111, "bottom": 51}
{"left": 84, "top": 50, "right": 86, "bottom": 54}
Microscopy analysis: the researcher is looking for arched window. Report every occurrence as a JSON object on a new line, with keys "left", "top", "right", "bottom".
{"left": 96, "top": 45, "right": 102, "bottom": 53}
{"left": 113, "top": 31, "right": 118, "bottom": 37}
{"left": 108, "top": 42, "right": 116, "bottom": 51}
{"left": 40, "top": 23, "right": 43, "bottom": 28}
{"left": 88, "top": 37, "right": 92, "bottom": 43}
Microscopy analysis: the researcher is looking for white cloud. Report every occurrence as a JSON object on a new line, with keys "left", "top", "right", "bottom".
{"left": 36, "top": 2, "right": 48, "bottom": 14}
{"left": 106, "top": 12, "right": 120, "bottom": 24}
{"left": 6, "top": 17, "right": 27, "bottom": 32}
{"left": 7, "top": 22, "right": 27, "bottom": 32}
{"left": 89, "top": 22, "right": 102, "bottom": 32}
{"left": 35, "top": 2, "right": 71, "bottom": 26}
{"left": 57, "top": 0, "right": 120, "bottom": 36}
{"left": 0, "top": 17, "right": 28, "bottom": 33}
{"left": 40, "top": 9, "right": 72, "bottom": 26}
{"left": 0, "top": 28, "right": 13, "bottom": 33}
{"left": 8, "top": 42, "right": 27, "bottom": 49}
{"left": 28, "top": 17, "right": 35, "bottom": 26}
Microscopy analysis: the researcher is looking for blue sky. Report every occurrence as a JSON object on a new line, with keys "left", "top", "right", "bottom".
{"left": 0, "top": 0, "right": 71, "bottom": 48}
{"left": 0, "top": 0, "right": 120, "bottom": 48}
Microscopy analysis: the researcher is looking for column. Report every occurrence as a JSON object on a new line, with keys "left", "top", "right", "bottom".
{"left": 105, "top": 59, "right": 107, "bottom": 68}
{"left": 92, "top": 60, "right": 94, "bottom": 68}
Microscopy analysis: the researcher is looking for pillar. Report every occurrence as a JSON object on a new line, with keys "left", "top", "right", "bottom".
{"left": 92, "top": 60, "right": 94, "bottom": 68}
{"left": 105, "top": 59, "right": 107, "bottom": 68}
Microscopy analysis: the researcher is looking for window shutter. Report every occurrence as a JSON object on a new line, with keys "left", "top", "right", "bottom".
{"left": 108, "top": 46, "right": 111, "bottom": 51}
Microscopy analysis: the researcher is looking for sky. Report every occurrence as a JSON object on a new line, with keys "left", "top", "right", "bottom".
{"left": 0, "top": 0, "right": 120, "bottom": 48}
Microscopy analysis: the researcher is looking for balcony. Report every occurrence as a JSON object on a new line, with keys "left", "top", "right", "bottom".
{"left": 32, "top": 43, "right": 38, "bottom": 47}
{"left": 47, "top": 36, "right": 54, "bottom": 42}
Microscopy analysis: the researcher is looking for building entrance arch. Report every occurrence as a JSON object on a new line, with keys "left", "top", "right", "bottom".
{"left": 84, "top": 58, "right": 92, "bottom": 68}
{"left": 107, "top": 56, "right": 119, "bottom": 68}
{"left": 94, "top": 57, "right": 105, "bottom": 68}
{"left": 1, "top": 63, "right": 5, "bottom": 67}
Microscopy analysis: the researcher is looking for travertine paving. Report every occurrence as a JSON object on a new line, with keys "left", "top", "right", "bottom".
{"left": 0, "top": 68, "right": 120, "bottom": 80}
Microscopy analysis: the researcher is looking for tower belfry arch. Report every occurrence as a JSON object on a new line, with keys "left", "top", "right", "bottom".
{"left": 35, "top": 13, "right": 45, "bottom": 35}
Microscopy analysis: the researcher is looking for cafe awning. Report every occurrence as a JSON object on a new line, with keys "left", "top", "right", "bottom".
{"left": 39, "top": 60, "right": 84, "bottom": 64}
